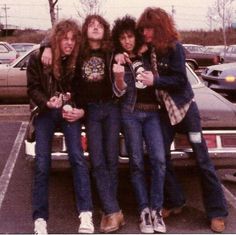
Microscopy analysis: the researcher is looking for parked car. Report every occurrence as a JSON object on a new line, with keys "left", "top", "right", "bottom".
{"left": 220, "top": 44, "right": 236, "bottom": 63}
{"left": 0, "top": 44, "right": 39, "bottom": 102}
{"left": 0, "top": 41, "right": 19, "bottom": 64}
{"left": 201, "top": 62, "right": 236, "bottom": 98}
{"left": 10, "top": 42, "right": 36, "bottom": 56}
{"left": 205, "top": 45, "right": 226, "bottom": 55}
{"left": 25, "top": 64, "right": 236, "bottom": 168}
{"left": 183, "top": 44, "right": 222, "bottom": 70}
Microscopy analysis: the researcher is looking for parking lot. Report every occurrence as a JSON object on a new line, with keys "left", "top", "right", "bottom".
{"left": 0, "top": 105, "right": 236, "bottom": 233}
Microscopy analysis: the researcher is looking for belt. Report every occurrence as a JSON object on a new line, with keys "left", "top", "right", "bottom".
{"left": 134, "top": 103, "right": 161, "bottom": 112}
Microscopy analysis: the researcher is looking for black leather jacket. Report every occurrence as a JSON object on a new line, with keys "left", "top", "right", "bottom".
{"left": 27, "top": 50, "right": 76, "bottom": 113}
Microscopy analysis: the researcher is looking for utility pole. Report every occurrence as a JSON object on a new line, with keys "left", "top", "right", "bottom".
{"left": 56, "top": 4, "right": 61, "bottom": 21}
{"left": 171, "top": 5, "right": 176, "bottom": 18}
{"left": 2, "top": 4, "right": 10, "bottom": 36}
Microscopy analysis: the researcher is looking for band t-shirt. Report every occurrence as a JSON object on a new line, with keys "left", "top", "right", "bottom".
{"left": 80, "top": 49, "right": 113, "bottom": 103}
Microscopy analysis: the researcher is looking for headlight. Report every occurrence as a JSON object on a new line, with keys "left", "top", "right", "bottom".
{"left": 225, "top": 75, "right": 236, "bottom": 82}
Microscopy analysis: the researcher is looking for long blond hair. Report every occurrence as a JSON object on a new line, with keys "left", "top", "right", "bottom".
{"left": 50, "top": 18, "right": 81, "bottom": 80}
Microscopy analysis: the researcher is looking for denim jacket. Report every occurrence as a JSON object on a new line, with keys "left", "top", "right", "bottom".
{"left": 113, "top": 53, "right": 156, "bottom": 112}
{"left": 153, "top": 41, "right": 194, "bottom": 108}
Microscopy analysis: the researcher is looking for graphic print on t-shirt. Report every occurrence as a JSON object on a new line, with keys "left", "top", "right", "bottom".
{"left": 82, "top": 56, "right": 105, "bottom": 82}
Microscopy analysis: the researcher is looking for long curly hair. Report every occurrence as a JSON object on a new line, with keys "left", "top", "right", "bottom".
{"left": 80, "top": 14, "right": 111, "bottom": 60}
{"left": 50, "top": 18, "right": 81, "bottom": 80}
{"left": 137, "top": 7, "right": 180, "bottom": 54}
{"left": 111, "top": 15, "right": 144, "bottom": 54}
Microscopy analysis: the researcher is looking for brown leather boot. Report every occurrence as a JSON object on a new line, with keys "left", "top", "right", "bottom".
{"left": 211, "top": 217, "right": 225, "bottom": 233}
{"left": 99, "top": 213, "right": 107, "bottom": 233}
{"left": 102, "top": 211, "right": 125, "bottom": 233}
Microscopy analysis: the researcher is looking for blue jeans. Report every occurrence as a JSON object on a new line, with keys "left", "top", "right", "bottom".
{"left": 32, "top": 109, "right": 93, "bottom": 221}
{"left": 86, "top": 101, "right": 121, "bottom": 214}
{"left": 121, "top": 109, "right": 166, "bottom": 213}
{"left": 161, "top": 101, "right": 228, "bottom": 220}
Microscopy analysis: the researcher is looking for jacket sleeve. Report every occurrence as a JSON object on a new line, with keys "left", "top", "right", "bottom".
{"left": 27, "top": 52, "right": 49, "bottom": 111}
{"left": 154, "top": 42, "right": 188, "bottom": 91}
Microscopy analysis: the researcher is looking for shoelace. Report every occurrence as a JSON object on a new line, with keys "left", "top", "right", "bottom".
{"left": 154, "top": 212, "right": 164, "bottom": 225}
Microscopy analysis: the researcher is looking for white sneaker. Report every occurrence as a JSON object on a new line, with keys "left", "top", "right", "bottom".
{"left": 151, "top": 210, "right": 166, "bottom": 233}
{"left": 78, "top": 211, "right": 94, "bottom": 234}
{"left": 34, "top": 218, "right": 48, "bottom": 235}
{"left": 139, "top": 207, "right": 154, "bottom": 233}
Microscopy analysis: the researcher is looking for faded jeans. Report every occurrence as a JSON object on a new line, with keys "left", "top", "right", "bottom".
{"left": 86, "top": 101, "right": 121, "bottom": 214}
{"left": 121, "top": 109, "right": 166, "bottom": 213}
{"left": 161, "top": 101, "right": 228, "bottom": 220}
{"left": 32, "top": 109, "right": 93, "bottom": 221}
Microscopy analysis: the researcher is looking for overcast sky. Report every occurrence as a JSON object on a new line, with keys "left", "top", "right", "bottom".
{"left": 0, "top": 0, "right": 235, "bottom": 31}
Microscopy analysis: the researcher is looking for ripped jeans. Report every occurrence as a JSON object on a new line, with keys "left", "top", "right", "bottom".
{"left": 161, "top": 101, "right": 228, "bottom": 220}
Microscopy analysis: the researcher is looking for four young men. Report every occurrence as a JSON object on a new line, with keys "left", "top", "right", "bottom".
{"left": 26, "top": 6, "right": 228, "bottom": 234}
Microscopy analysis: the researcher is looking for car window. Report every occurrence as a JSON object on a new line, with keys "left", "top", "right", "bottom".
{"left": 15, "top": 53, "right": 31, "bottom": 68}
{"left": 0, "top": 44, "right": 9, "bottom": 53}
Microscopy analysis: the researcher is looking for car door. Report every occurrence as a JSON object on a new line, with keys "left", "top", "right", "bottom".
{"left": 6, "top": 53, "right": 31, "bottom": 99}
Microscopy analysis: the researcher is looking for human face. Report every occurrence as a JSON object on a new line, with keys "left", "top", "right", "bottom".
{"left": 119, "top": 31, "right": 135, "bottom": 54}
{"left": 142, "top": 28, "right": 154, "bottom": 43}
{"left": 87, "top": 19, "right": 104, "bottom": 41}
{"left": 59, "top": 31, "right": 76, "bottom": 56}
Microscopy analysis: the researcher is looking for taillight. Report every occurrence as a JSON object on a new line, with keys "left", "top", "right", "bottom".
{"left": 221, "top": 135, "right": 236, "bottom": 147}
{"left": 213, "top": 56, "right": 219, "bottom": 64}
{"left": 204, "top": 134, "right": 217, "bottom": 148}
{"left": 174, "top": 133, "right": 217, "bottom": 149}
{"left": 174, "top": 134, "right": 190, "bottom": 149}
{"left": 81, "top": 132, "right": 88, "bottom": 152}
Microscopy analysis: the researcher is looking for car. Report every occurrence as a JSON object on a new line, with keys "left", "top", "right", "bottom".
{"left": 201, "top": 62, "right": 236, "bottom": 98}
{"left": 10, "top": 42, "right": 36, "bottom": 56}
{"left": 220, "top": 44, "right": 236, "bottom": 63}
{"left": 183, "top": 44, "right": 222, "bottom": 70}
{"left": 0, "top": 41, "right": 19, "bottom": 64}
{"left": 205, "top": 45, "right": 226, "bottom": 55}
{"left": 25, "top": 64, "right": 236, "bottom": 168}
{"left": 0, "top": 44, "right": 39, "bottom": 102}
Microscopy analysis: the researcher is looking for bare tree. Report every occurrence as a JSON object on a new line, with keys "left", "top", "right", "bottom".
{"left": 48, "top": 0, "right": 59, "bottom": 26}
{"left": 74, "top": 0, "right": 106, "bottom": 22}
{"left": 207, "top": 0, "right": 234, "bottom": 47}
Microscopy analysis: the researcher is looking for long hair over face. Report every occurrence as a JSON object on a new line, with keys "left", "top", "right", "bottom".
{"left": 80, "top": 14, "right": 111, "bottom": 59}
{"left": 50, "top": 18, "right": 81, "bottom": 80}
{"left": 137, "top": 7, "right": 179, "bottom": 53}
{"left": 112, "top": 15, "right": 144, "bottom": 54}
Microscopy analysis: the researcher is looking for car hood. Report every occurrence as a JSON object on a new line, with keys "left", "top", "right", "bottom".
{"left": 0, "top": 63, "right": 10, "bottom": 68}
{"left": 206, "top": 62, "right": 236, "bottom": 71}
{"left": 193, "top": 85, "right": 236, "bottom": 128}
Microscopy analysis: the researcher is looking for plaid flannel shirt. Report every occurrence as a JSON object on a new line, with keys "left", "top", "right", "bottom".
{"left": 151, "top": 46, "right": 191, "bottom": 125}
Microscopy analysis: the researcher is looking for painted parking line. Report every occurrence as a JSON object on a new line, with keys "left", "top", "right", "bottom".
{"left": 0, "top": 121, "right": 28, "bottom": 209}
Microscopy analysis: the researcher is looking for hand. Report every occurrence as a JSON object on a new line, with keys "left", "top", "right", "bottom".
{"left": 113, "top": 62, "right": 127, "bottom": 90}
{"left": 62, "top": 108, "right": 85, "bottom": 122}
{"left": 46, "top": 94, "right": 63, "bottom": 109}
{"left": 136, "top": 71, "right": 154, "bottom": 86}
{"left": 62, "top": 92, "right": 71, "bottom": 103}
{"left": 41, "top": 47, "right": 52, "bottom": 66}
{"left": 114, "top": 52, "right": 132, "bottom": 64}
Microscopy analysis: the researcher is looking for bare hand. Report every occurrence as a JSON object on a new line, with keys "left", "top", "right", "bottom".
{"left": 136, "top": 71, "right": 154, "bottom": 86}
{"left": 46, "top": 94, "right": 63, "bottom": 109}
{"left": 114, "top": 52, "right": 132, "bottom": 64}
{"left": 41, "top": 47, "right": 52, "bottom": 66}
{"left": 62, "top": 108, "right": 85, "bottom": 122}
{"left": 113, "top": 62, "right": 127, "bottom": 90}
